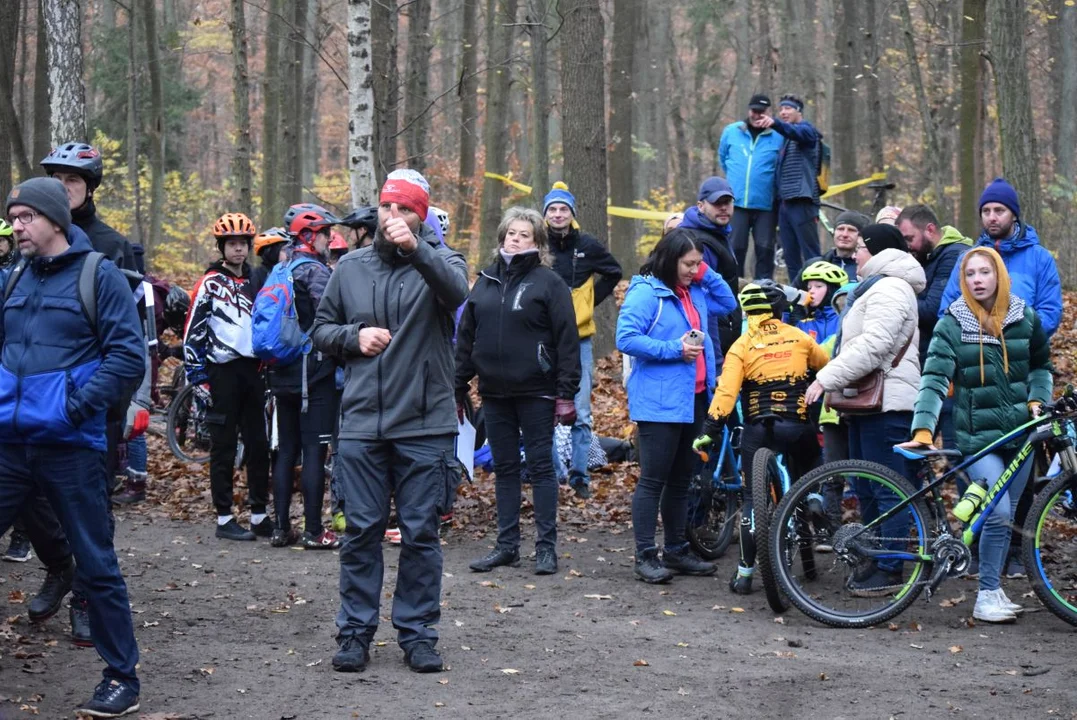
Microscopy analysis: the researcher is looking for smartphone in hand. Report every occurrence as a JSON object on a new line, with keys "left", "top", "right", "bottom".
{"left": 685, "top": 329, "right": 705, "bottom": 347}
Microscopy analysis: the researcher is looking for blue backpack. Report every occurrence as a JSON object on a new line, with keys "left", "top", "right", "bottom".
{"left": 251, "top": 256, "right": 316, "bottom": 366}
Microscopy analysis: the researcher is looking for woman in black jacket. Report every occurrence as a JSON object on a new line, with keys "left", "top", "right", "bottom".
{"left": 456, "top": 206, "right": 581, "bottom": 576}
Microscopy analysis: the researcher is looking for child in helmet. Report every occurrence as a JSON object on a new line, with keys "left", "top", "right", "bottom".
{"left": 328, "top": 231, "right": 349, "bottom": 269}
{"left": 693, "top": 280, "right": 828, "bottom": 595}
{"left": 791, "top": 260, "right": 848, "bottom": 343}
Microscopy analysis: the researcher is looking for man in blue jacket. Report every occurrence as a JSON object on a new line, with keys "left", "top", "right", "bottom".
{"left": 755, "top": 94, "right": 822, "bottom": 282}
{"left": 0, "top": 178, "right": 144, "bottom": 717}
{"left": 718, "top": 94, "right": 783, "bottom": 280}
{"left": 938, "top": 178, "right": 1062, "bottom": 336}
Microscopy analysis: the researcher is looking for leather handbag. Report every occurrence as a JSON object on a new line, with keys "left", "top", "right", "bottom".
{"left": 825, "top": 335, "right": 913, "bottom": 414}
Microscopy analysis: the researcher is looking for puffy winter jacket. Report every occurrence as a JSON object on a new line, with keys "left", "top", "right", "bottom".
{"left": 794, "top": 303, "right": 840, "bottom": 344}
{"left": 772, "top": 118, "right": 821, "bottom": 204}
{"left": 0, "top": 228, "right": 144, "bottom": 451}
{"left": 916, "top": 226, "right": 972, "bottom": 361}
{"left": 72, "top": 199, "right": 137, "bottom": 272}
{"left": 616, "top": 269, "right": 736, "bottom": 424}
{"left": 912, "top": 295, "right": 1052, "bottom": 455}
{"left": 455, "top": 251, "right": 581, "bottom": 400}
{"left": 816, "top": 249, "right": 926, "bottom": 413}
{"left": 548, "top": 226, "right": 622, "bottom": 339}
{"left": 311, "top": 223, "right": 469, "bottom": 440}
{"left": 183, "top": 260, "right": 257, "bottom": 384}
{"left": 266, "top": 249, "right": 335, "bottom": 394}
{"left": 938, "top": 223, "right": 1062, "bottom": 336}
{"left": 718, "top": 121, "right": 783, "bottom": 211}
{"left": 679, "top": 207, "right": 742, "bottom": 358}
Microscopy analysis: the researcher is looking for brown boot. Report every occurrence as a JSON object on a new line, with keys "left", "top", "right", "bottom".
{"left": 112, "top": 470, "right": 147, "bottom": 505}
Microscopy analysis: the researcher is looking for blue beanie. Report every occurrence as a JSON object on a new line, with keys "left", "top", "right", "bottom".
{"left": 979, "top": 177, "right": 1020, "bottom": 218}
{"left": 543, "top": 181, "right": 576, "bottom": 216}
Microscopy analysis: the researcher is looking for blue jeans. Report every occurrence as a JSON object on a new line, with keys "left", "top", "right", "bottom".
{"left": 335, "top": 435, "right": 454, "bottom": 650}
{"left": 483, "top": 396, "right": 557, "bottom": 552}
{"left": 0, "top": 443, "right": 139, "bottom": 691}
{"left": 127, "top": 434, "right": 147, "bottom": 473}
{"left": 968, "top": 451, "right": 1032, "bottom": 592}
{"left": 778, "top": 200, "right": 821, "bottom": 282}
{"left": 847, "top": 411, "right": 918, "bottom": 573}
{"left": 568, "top": 337, "right": 594, "bottom": 487}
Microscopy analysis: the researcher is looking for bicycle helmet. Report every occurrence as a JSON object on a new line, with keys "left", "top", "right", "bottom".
{"left": 430, "top": 206, "right": 450, "bottom": 237}
{"left": 329, "top": 231, "right": 348, "bottom": 252}
{"left": 340, "top": 206, "right": 379, "bottom": 234}
{"left": 289, "top": 205, "right": 340, "bottom": 244}
{"left": 801, "top": 261, "right": 849, "bottom": 288}
{"left": 163, "top": 285, "right": 191, "bottom": 332}
{"left": 0, "top": 218, "right": 11, "bottom": 238}
{"left": 213, "top": 212, "right": 256, "bottom": 239}
{"left": 738, "top": 279, "right": 785, "bottom": 315}
{"left": 253, "top": 227, "right": 289, "bottom": 255}
{"left": 41, "top": 142, "right": 104, "bottom": 190}
{"left": 831, "top": 281, "right": 858, "bottom": 315}
{"left": 283, "top": 203, "right": 326, "bottom": 230}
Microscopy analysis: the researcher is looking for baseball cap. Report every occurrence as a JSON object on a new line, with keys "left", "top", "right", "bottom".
{"left": 748, "top": 94, "right": 771, "bottom": 111}
{"left": 697, "top": 176, "right": 734, "bottom": 204}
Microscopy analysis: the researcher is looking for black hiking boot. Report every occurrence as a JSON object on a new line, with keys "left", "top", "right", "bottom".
{"left": 216, "top": 518, "right": 256, "bottom": 541}
{"left": 634, "top": 548, "right": 673, "bottom": 584}
{"left": 332, "top": 635, "right": 370, "bottom": 672}
{"left": 662, "top": 545, "right": 717, "bottom": 576}
{"left": 29, "top": 561, "right": 74, "bottom": 623}
{"left": 534, "top": 547, "right": 558, "bottom": 575}
{"left": 404, "top": 641, "right": 443, "bottom": 673}
{"left": 70, "top": 596, "right": 92, "bottom": 647}
{"left": 469, "top": 546, "right": 520, "bottom": 572}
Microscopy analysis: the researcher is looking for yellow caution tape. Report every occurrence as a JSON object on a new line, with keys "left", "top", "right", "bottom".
{"left": 607, "top": 206, "right": 681, "bottom": 221}
{"left": 483, "top": 172, "right": 533, "bottom": 194}
{"left": 821, "top": 172, "right": 888, "bottom": 199}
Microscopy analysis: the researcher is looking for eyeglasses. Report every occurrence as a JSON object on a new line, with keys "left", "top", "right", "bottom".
{"left": 854, "top": 244, "right": 868, "bottom": 252}
{"left": 6, "top": 210, "right": 36, "bottom": 226}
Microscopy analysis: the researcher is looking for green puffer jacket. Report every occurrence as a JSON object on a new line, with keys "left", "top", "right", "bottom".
{"left": 912, "top": 295, "right": 1052, "bottom": 456}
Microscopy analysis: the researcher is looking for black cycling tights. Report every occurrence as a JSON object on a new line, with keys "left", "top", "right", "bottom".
{"left": 272, "top": 391, "right": 332, "bottom": 535}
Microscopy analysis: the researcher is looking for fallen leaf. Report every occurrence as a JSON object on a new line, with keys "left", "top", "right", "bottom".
{"left": 500, "top": 668, "right": 520, "bottom": 675}
{"left": 677, "top": 687, "right": 689, "bottom": 696}
{"left": 584, "top": 594, "right": 613, "bottom": 600}
{"left": 949, "top": 645, "right": 963, "bottom": 654}
{"left": 819, "top": 673, "right": 829, "bottom": 681}
{"left": 199, "top": 667, "right": 215, "bottom": 676}
{"left": 773, "top": 617, "right": 785, "bottom": 625}
{"left": 774, "top": 651, "right": 797, "bottom": 658}
{"left": 375, "top": 641, "right": 388, "bottom": 647}
{"left": 730, "top": 607, "right": 745, "bottom": 613}
{"left": 569, "top": 569, "right": 583, "bottom": 577}
{"left": 675, "top": 642, "right": 690, "bottom": 648}
{"left": 306, "top": 659, "right": 322, "bottom": 667}
{"left": 939, "top": 593, "right": 966, "bottom": 608}
{"left": 493, "top": 603, "right": 511, "bottom": 614}
{"left": 888, "top": 622, "right": 899, "bottom": 631}
{"left": 910, "top": 643, "right": 924, "bottom": 649}
{"left": 662, "top": 610, "right": 677, "bottom": 616}
{"left": 523, "top": 584, "right": 536, "bottom": 590}
{"left": 434, "top": 702, "right": 445, "bottom": 707}
{"left": 7, "top": 590, "right": 25, "bottom": 604}
{"left": 633, "top": 659, "right": 649, "bottom": 666}
{"left": 437, "top": 678, "right": 449, "bottom": 685}
{"left": 479, "top": 580, "right": 502, "bottom": 589}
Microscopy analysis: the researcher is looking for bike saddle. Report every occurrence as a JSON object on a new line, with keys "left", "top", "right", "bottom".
{"left": 892, "top": 445, "right": 962, "bottom": 461}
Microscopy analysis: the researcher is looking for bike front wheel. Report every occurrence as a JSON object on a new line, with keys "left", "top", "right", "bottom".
{"left": 752, "top": 448, "right": 792, "bottom": 613}
{"left": 166, "top": 383, "right": 211, "bottom": 464}
{"left": 770, "top": 460, "right": 932, "bottom": 629}
{"left": 1023, "top": 471, "right": 1077, "bottom": 626}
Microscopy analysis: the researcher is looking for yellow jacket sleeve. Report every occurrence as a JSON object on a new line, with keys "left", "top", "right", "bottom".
{"left": 707, "top": 339, "right": 745, "bottom": 421}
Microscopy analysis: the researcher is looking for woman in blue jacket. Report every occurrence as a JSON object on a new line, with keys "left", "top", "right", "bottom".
{"left": 616, "top": 228, "right": 736, "bottom": 584}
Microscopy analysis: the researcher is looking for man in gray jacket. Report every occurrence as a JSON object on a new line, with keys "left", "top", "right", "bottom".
{"left": 312, "top": 169, "right": 469, "bottom": 675}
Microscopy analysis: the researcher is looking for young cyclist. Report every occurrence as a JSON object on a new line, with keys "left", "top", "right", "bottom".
{"left": 791, "top": 260, "right": 848, "bottom": 343}
{"left": 184, "top": 213, "right": 272, "bottom": 541}
{"left": 693, "top": 280, "right": 828, "bottom": 594}
{"left": 250, "top": 227, "right": 290, "bottom": 295}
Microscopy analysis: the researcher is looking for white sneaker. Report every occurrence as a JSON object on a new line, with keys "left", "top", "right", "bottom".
{"left": 974, "top": 588, "right": 1017, "bottom": 623}
{"left": 997, "top": 588, "right": 1024, "bottom": 615}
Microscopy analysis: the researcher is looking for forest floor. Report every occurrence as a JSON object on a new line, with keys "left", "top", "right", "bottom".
{"left": 4, "top": 293, "right": 1077, "bottom": 719}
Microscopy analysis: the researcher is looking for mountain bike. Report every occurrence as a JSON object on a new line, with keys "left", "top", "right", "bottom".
{"left": 768, "top": 390, "right": 1077, "bottom": 628}
{"left": 687, "top": 413, "right": 743, "bottom": 560}
{"left": 166, "top": 378, "right": 257, "bottom": 467}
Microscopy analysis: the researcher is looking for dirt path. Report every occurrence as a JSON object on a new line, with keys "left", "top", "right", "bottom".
{"left": 2, "top": 509, "right": 1075, "bottom": 719}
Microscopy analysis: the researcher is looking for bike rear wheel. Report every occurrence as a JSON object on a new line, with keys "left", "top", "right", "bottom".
{"left": 770, "top": 460, "right": 932, "bottom": 628}
{"left": 1023, "top": 471, "right": 1077, "bottom": 626}
{"left": 166, "top": 383, "right": 211, "bottom": 464}
{"left": 687, "top": 479, "right": 739, "bottom": 560}
{"left": 753, "top": 448, "right": 791, "bottom": 613}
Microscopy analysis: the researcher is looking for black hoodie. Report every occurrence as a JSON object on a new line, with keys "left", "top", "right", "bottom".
{"left": 72, "top": 198, "right": 137, "bottom": 272}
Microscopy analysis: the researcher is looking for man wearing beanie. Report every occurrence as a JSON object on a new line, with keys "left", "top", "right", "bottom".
{"left": 313, "top": 168, "right": 469, "bottom": 675}
{"left": 0, "top": 178, "right": 145, "bottom": 716}
{"left": 938, "top": 177, "right": 1062, "bottom": 336}
{"left": 823, "top": 210, "right": 870, "bottom": 278}
{"left": 542, "top": 181, "right": 622, "bottom": 499}
{"left": 755, "top": 93, "right": 823, "bottom": 281}
{"left": 719, "top": 94, "right": 783, "bottom": 279}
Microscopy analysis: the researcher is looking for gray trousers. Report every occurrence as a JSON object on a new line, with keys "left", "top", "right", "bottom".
{"left": 335, "top": 434, "right": 457, "bottom": 649}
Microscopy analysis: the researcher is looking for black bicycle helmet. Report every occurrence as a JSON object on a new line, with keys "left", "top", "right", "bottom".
{"left": 340, "top": 206, "right": 379, "bottom": 235}
{"left": 164, "top": 285, "right": 191, "bottom": 333}
{"left": 41, "top": 142, "right": 105, "bottom": 190}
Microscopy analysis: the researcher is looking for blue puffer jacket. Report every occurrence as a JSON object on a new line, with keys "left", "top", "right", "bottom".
{"left": 616, "top": 270, "right": 736, "bottom": 423}
{"left": 795, "top": 303, "right": 840, "bottom": 343}
{"left": 937, "top": 222, "right": 1062, "bottom": 336}
{"left": 0, "top": 228, "right": 145, "bottom": 451}
{"left": 718, "top": 121, "right": 783, "bottom": 211}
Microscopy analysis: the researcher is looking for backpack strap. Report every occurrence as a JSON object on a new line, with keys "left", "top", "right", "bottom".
{"left": 78, "top": 252, "right": 106, "bottom": 338}
{"left": 3, "top": 259, "right": 27, "bottom": 303}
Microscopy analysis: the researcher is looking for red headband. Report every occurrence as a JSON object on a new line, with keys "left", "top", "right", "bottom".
{"left": 380, "top": 181, "right": 429, "bottom": 222}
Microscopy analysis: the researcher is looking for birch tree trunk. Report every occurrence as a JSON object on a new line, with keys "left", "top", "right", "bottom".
{"left": 42, "top": 0, "right": 87, "bottom": 144}
{"left": 230, "top": 0, "right": 253, "bottom": 216}
{"left": 348, "top": 0, "right": 378, "bottom": 206}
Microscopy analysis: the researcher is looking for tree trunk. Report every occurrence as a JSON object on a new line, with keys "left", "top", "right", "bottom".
{"left": 261, "top": 0, "right": 283, "bottom": 228}
{"left": 126, "top": 5, "right": 142, "bottom": 246}
{"left": 558, "top": 0, "right": 613, "bottom": 357}
{"left": 668, "top": 50, "right": 691, "bottom": 203}
{"left": 142, "top": 0, "right": 165, "bottom": 256}
{"left": 32, "top": 11, "right": 49, "bottom": 169}
{"left": 454, "top": 0, "right": 479, "bottom": 248}
{"left": 478, "top": 0, "right": 518, "bottom": 259}
{"left": 734, "top": 0, "right": 752, "bottom": 111}
{"left": 608, "top": 0, "right": 638, "bottom": 267}
{"left": 832, "top": 0, "right": 858, "bottom": 207}
{"left": 42, "top": 0, "right": 87, "bottom": 144}
{"left": 1057, "top": 0, "right": 1077, "bottom": 181}
{"left": 403, "top": 0, "right": 432, "bottom": 171}
{"left": 987, "top": 0, "right": 1041, "bottom": 229}
{"left": 528, "top": 0, "right": 550, "bottom": 207}
{"left": 756, "top": 0, "right": 776, "bottom": 92}
{"left": 862, "top": 0, "right": 884, "bottom": 180}
{"left": 301, "top": 0, "right": 321, "bottom": 194}
{"left": 897, "top": 0, "right": 945, "bottom": 207}
{"left": 281, "top": 0, "right": 308, "bottom": 205}
{"left": 348, "top": 0, "right": 378, "bottom": 206}
{"left": 958, "top": 0, "right": 986, "bottom": 231}
{"left": 0, "top": 0, "right": 32, "bottom": 192}
{"left": 230, "top": 0, "right": 253, "bottom": 216}
{"left": 372, "top": 0, "right": 399, "bottom": 181}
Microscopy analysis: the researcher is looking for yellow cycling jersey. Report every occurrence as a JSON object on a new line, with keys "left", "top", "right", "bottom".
{"left": 708, "top": 318, "right": 829, "bottom": 423}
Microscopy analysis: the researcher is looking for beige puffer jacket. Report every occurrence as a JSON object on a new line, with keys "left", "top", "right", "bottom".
{"left": 816, "top": 249, "right": 927, "bottom": 413}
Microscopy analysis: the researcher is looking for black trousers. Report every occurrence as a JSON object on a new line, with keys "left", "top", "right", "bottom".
{"left": 272, "top": 375, "right": 338, "bottom": 533}
{"left": 207, "top": 359, "right": 270, "bottom": 516}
